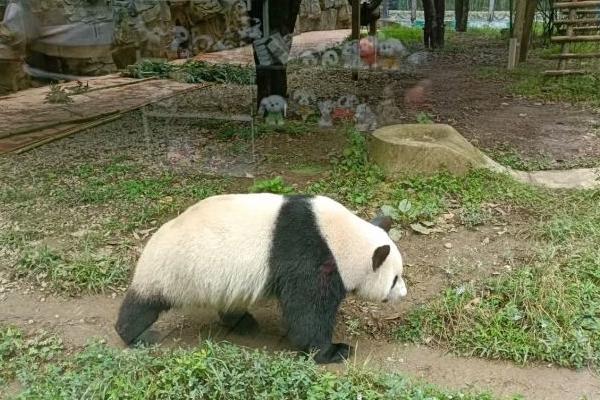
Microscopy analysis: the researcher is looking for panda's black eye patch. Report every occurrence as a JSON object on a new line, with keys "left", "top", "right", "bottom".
{"left": 391, "top": 275, "right": 398, "bottom": 289}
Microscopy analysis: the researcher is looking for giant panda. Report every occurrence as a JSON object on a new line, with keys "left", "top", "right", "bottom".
{"left": 115, "top": 193, "right": 407, "bottom": 364}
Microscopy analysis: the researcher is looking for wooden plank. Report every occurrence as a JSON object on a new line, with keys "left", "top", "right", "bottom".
{"left": 144, "top": 111, "right": 253, "bottom": 122}
{"left": 558, "top": 5, "right": 578, "bottom": 70}
{"left": 544, "top": 52, "right": 600, "bottom": 59}
{"left": 543, "top": 69, "right": 592, "bottom": 76}
{"left": 552, "top": 35, "right": 600, "bottom": 42}
{"left": 573, "top": 25, "right": 600, "bottom": 30}
{"left": 555, "top": 18, "right": 600, "bottom": 25}
{"left": 554, "top": 1, "right": 600, "bottom": 8}
{"left": 561, "top": 10, "right": 600, "bottom": 15}
{"left": 507, "top": 38, "right": 519, "bottom": 69}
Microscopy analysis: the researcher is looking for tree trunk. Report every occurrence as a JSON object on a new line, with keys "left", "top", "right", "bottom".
{"left": 422, "top": 0, "right": 445, "bottom": 49}
{"left": 250, "top": 0, "right": 301, "bottom": 109}
{"left": 422, "top": 0, "right": 435, "bottom": 49}
{"left": 433, "top": 0, "right": 445, "bottom": 48}
{"left": 455, "top": 0, "right": 470, "bottom": 32}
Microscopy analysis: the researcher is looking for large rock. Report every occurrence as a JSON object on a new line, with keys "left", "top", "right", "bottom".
{"left": 369, "top": 124, "right": 506, "bottom": 176}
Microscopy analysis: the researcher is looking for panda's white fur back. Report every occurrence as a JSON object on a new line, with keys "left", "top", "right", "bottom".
{"left": 130, "top": 193, "right": 403, "bottom": 310}
{"left": 131, "top": 193, "right": 284, "bottom": 310}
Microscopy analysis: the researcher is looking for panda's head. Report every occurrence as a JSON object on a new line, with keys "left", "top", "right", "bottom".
{"left": 355, "top": 216, "right": 407, "bottom": 303}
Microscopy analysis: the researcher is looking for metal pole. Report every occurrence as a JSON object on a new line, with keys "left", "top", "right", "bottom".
{"left": 263, "top": 0, "right": 270, "bottom": 38}
{"left": 411, "top": 0, "right": 417, "bottom": 24}
{"left": 352, "top": 0, "right": 360, "bottom": 81}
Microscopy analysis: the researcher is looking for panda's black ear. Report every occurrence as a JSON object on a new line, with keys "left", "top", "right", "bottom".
{"left": 372, "top": 245, "right": 390, "bottom": 271}
{"left": 371, "top": 215, "right": 392, "bottom": 233}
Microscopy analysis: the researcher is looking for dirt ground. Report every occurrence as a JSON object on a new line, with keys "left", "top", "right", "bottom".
{"left": 2, "top": 34, "right": 600, "bottom": 399}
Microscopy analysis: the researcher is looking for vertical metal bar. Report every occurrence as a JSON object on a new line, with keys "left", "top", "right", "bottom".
{"left": 351, "top": 0, "right": 360, "bottom": 81}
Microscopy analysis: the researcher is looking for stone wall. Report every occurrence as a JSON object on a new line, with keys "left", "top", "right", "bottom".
{"left": 0, "top": 0, "right": 350, "bottom": 94}
{"left": 296, "top": 0, "right": 352, "bottom": 32}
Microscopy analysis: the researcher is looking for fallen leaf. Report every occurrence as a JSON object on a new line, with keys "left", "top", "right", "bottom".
{"left": 410, "top": 223, "right": 432, "bottom": 235}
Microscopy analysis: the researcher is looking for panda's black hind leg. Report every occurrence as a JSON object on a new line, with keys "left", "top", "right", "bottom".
{"left": 115, "top": 289, "right": 171, "bottom": 346}
{"left": 218, "top": 311, "right": 259, "bottom": 335}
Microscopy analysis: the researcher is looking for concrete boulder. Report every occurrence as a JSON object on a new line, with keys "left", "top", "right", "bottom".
{"left": 368, "top": 124, "right": 505, "bottom": 176}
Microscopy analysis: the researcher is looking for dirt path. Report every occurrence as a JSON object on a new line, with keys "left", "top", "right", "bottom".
{"left": 2, "top": 292, "right": 598, "bottom": 400}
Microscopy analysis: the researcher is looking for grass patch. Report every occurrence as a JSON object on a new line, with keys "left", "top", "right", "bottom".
{"left": 397, "top": 188, "right": 600, "bottom": 369}
{"left": 307, "top": 128, "right": 385, "bottom": 207}
{"left": 384, "top": 169, "right": 540, "bottom": 226}
{"left": 477, "top": 65, "right": 600, "bottom": 106}
{"left": 379, "top": 25, "right": 423, "bottom": 48}
{"left": 485, "top": 145, "right": 553, "bottom": 172}
{"left": 13, "top": 247, "right": 131, "bottom": 294}
{"left": 0, "top": 327, "right": 64, "bottom": 392}
{"left": 0, "top": 327, "right": 506, "bottom": 400}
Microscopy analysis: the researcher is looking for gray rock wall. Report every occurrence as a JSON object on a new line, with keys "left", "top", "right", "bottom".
{"left": 0, "top": 0, "right": 350, "bottom": 94}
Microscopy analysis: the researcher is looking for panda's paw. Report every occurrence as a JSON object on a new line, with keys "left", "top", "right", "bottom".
{"left": 219, "top": 311, "right": 259, "bottom": 335}
{"left": 313, "top": 343, "right": 353, "bottom": 364}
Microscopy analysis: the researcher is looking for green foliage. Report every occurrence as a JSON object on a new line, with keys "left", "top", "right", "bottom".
{"left": 249, "top": 177, "right": 295, "bottom": 194}
{"left": 307, "top": 128, "right": 384, "bottom": 206}
{"left": 13, "top": 247, "right": 131, "bottom": 294}
{"left": 397, "top": 187, "right": 600, "bottom": 369}
{"left": 125, "top": 60, "right": 254, "bottom": 85}
{"left": 2, "top": 331, "right": 502, "bottom": 400}
{"left": 178, "top": 61, "right": 255, "bottom": 85}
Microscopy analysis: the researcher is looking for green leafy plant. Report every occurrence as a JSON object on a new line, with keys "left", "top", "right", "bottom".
{"left": 416, "top": 112, "right": 434, "bottom": 124}
{"left": 249, "top": 177, "right": 295, "bottom": 194}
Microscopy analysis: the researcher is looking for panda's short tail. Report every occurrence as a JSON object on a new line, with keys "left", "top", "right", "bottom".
{"left": 115, "top": 289, "right": 171, "bottom": 345}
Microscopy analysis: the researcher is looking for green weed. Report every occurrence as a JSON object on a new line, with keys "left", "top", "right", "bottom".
{"left": 307, "top": 128, "right": 385, "bottom": 206}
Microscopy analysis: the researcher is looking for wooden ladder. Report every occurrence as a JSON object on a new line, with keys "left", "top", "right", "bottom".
{"left": 544, "top": 0, "right": 600, "bottom": 76}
